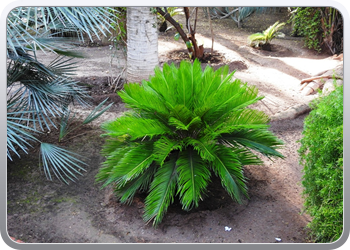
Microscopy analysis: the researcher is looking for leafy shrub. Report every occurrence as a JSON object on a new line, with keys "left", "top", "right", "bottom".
{"left": 289, "top": 7, "right": 343, "bottom": 54}
{"left": 248, "top": 21, "right": 285, "bottom": 50}
{"left": 289, "top": 7, "right": 323, "bottom": 52}
{"left": 96, "top": 60, "right": 284, "bottom": 226}
{"left": 299, "top": 83, "right": 343, "bottom": 242}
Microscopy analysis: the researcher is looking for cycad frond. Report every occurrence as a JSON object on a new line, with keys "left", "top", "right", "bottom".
{"left": 96, "top": 147, "right": 133, "bottom": 187}
{"left": 212, "top": 109, "right": 270, "bottom": 136}
{"left": 184, "top": 138, "right": 217, "bottom": 162}
{"left": 119, "top": 82, "right": 169, "bottom": 119}
{"left": 144, "top": 155, "right": 179, "bottom": 226}
{"left": 116, "top": 165, "right": 158, "bottom": 205}
{"left": 153, "top": 137, "right": 184, "bottom": 166}
{"left": 101, "top": 115, "right": 173, "bottom": 140}
{"left": 177, "top": 148, "right": 211, "bottom": 210}
{"left": 222, "top": 129, "right": 284, "bottom": 159}
{"left": 211, "top": 145, "right": 247, "bottom": 203}
{"left": 249, "top": 21, "right": 285, "bottom": 48}
{"left": 205, "top": 83, "right": 263, "bottom": 126}
{"left": 108, "top": 143, "right": 154, "bottom": 187}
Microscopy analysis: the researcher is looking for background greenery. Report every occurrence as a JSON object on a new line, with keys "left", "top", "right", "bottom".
{"left": 299, "top": 83, "right": 343, "bottom": 242}
{"left": 289, "top": 7, "right": 343, "bottom": 54}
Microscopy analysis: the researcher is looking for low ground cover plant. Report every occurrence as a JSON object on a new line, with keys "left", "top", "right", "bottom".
{"left": 96, "top": 60, "right": 284, "bottom": 226}
{"left": 299, "top": 83, "right": 343, "bottom": 242}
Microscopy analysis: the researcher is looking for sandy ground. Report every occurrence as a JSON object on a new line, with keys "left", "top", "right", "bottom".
{"left": 7, "top": 8, "right": 343, "bottom": 244}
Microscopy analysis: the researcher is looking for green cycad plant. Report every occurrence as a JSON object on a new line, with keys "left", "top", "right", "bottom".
{"left": 248, "top": 21, "right": 285, "bottom": 50}
{"left": 96, "top": 60, "right": 284, "bottom": 226}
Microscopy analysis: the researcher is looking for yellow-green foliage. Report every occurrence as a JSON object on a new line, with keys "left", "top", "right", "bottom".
{"left": 248, "top": 21, "right": 285, "bottom": 48}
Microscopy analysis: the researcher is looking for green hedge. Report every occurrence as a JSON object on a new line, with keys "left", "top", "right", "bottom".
{"left": 299, "top": 84, "right": 343, "bottom": 242}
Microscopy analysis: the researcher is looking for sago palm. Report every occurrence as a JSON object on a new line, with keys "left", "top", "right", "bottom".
{"left": 248, "top": 21, "right": 285, "bottom": 49}
{"left": 96, "top": 60, "right": 284, "bottom": 226}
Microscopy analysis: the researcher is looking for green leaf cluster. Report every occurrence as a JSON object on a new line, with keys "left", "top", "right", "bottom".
{"left": 97, "top": 60, "right": 284, "bottom": 226}
{"left": 248, "top": 21, "right": 285, "bottom": 48}
{"left": 299, "top": 83, "right": 343, "bottom": 242}
{"left": 289, "top": 7, "right": 323, "bottom": 52}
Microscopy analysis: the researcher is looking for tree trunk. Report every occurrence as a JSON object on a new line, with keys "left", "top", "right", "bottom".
{"left": 126, "top": 7, "right": 159, "bottom": 83}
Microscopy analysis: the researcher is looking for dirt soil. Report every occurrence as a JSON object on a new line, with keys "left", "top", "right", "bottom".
{"left": 7, "top": 9, "right": 343, "bottom": 244}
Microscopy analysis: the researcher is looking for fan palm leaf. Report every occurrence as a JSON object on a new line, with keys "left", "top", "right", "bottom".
{"left": 7, "top": 7, "right": 117, "bottom": 184}
{"left": 40, "top": 143, "right": 87, "bottom": 184}
{"left": 7, "top": 7, "right": 117, "bottom": 56}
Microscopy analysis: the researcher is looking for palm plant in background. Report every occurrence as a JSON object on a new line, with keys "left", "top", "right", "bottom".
{"left": 204, "top": 7, "right": 280, "bottom": 28}
{"left": 248, "top": 21, "right": 285, "bottom": 50}
{"left": 96, "top": 60, "right": 284, "bottom": 226}
{"left": 7, "top": 7, "right": 116, "bottom": 183}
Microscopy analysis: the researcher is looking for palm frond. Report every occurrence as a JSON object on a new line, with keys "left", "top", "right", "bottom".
{"left": 47, "top": 56, "right": 79, "bottom": 76}
{"left": 102, "top": 115, "right": 173, "bottom": 140}
{"left": 177, "top": 148, "right": 211, "bottom": 210}
{"left": 96, "top": 147, "right": 133, "bottom": 187}
{"left": 222, "top": 129, "right": 285, "bottom": 159}
{"left": 116, "top": 165, "right": 158, "bottom": 205}
{"left": 7, "top": 56, "right": 91, "bottom": 131}
{"left": 7, "top": 119, "right": 37, "bottom": 160}
{"left": 83, "top": 98, "right": 113, "bottom": 124}
{"left": 107, "top": 143, "right": 154, "bottom": 187}
{"left": 7, "top": 91, "right": 39, "bottom": 160}
{"left": 211, "top": 145, "right": 247, "bottom": 203}
{"left": 39, "top": 143, "right": 87, "bottom": 184}
{"left": 144, "top": 154, "right": 179, "bottom": 226}
{"left": 119, "top": 82, "right": 170, "bottom": 120}
{"left": 58, "top": 107, "right": 75, "bottom": 141}
{"left": 153, "top": 137, "right": 184, "bottom": 166}
{"left": 7, "top": 7, "right": 117, "bottom": 55}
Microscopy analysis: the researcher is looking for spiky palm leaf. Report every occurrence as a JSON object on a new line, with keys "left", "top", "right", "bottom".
{"left": 97, "top": 60, "right": 284, "bottom": 226}
{"left": 248, "top": 21, "right": 286, "bottom": 48}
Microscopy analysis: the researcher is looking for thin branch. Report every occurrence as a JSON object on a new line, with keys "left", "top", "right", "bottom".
{"left": 300, "top": 75, "right": 342, "bottom": 85}
{"left": 156, "top": 7, "right": 193, "bottom": 55}
{"left": 207, "top": 7, "right": 214, "bottom": 53}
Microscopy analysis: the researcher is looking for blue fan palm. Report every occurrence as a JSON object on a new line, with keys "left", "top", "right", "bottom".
{"left": 7, "top": 7, "right": 116, "bottom": 183}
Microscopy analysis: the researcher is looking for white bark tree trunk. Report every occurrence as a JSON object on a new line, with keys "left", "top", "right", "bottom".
{"left": 126, "top": 7, "right": 159, "bottom": 83}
